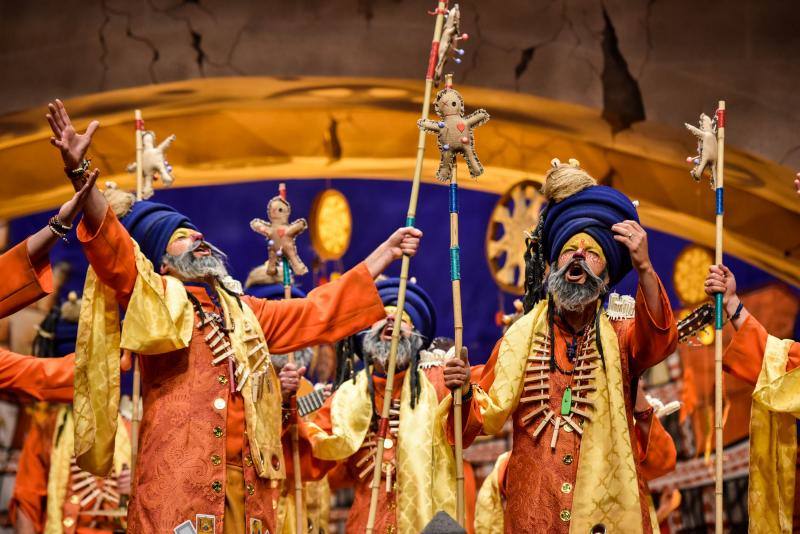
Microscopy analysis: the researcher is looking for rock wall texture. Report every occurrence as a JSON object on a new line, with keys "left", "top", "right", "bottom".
{"left": 1, "top": 0, "right": 799, "bottom": 167}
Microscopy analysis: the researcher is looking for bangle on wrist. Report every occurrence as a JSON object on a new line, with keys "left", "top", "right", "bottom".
{"left": 48, "top": 215, "right": 73, "bottom": 243}
{"left": 634, "top": 405, "right": 654, "bottom": 420}
{"left": 66, "top": 158, "right": 90, "bottom": 179}
{"left": 728, "top": 300, "right": 744, "bottom": 322}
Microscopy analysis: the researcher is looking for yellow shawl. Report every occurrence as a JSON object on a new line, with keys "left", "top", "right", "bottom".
{"left": 306, "top": 369, "right": 455, "bottom": 534}
{"left": 74, "top": 242, "right": 284, "bottom": 479}
{"left": 470, "top": 299, "right": 649, "bottom": 533}
{"left": 473, "top": 451, "right": 509, "bottom": 534}
{"left": 748, "top": 334, "right": 798, "bottom": 533}
{"left": 45, "top": 406, "right": 130, "bottom": 534}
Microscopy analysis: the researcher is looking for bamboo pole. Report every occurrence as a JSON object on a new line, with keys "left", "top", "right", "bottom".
{"left": 280, "top": 182, "right": 306, "bottom": 534}
{"left": 713, "top": 100, "right": 725, "bottom": 533}
{"left": 449, "top": 151, "right": 467, "bottom": 526}
{"left": 365, "top": 3, "right": 449, "bottom": 532}
{"left": 130, "top": 109, "right": 145, "bottom": 483}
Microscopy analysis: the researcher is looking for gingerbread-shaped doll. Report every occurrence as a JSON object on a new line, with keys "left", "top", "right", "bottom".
{"left": 418, "top": 83, "right": 490, "bottom": 182}
{"left": 250, "top": 184, "right": 309, "bottom": 277}
{"left": 127, "top": 130, "right": 176, "bottom": 199}
{"left": 685, "top": 113, "right": 718, "bottom": 187}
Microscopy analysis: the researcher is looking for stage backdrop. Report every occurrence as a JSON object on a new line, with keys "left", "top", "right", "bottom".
{"left": 9, "top": 177, "right": 784, "bottom": 363}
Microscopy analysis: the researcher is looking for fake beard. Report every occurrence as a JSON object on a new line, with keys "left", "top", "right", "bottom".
{"left": 547, "top": 259, "right": 608, "bottom": 312}
{"left": 361, "top": 321, "right": 424, "bottom": 372}
{"left": 270, "top": 347, "right": 313, "bottom": 371}
{"left": 161, "top": 240, "right": 230, "bottom": 282}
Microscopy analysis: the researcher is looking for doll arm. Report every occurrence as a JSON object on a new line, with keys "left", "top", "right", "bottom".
{"left": 250, "top": 218, "right": 272, "bottom": 238}
{"left": 466, "top": 109, "right": 490, "bottom": 128}
{"left": 417, "top": 118, "right": 442, "bottom": 133}
{"left": 157, "top": 134, "right": 176, "bottom": 152}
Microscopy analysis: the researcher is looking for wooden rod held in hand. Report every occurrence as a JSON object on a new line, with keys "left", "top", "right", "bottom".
{"left": 450, "top": 162, "right": 466, "bottom": 526}
{"left": 131, "top": 109, "right": 145, "bottom": 484}
{"left": 365, "top": 3, "right": 449, "bottom": 532}
{"left": 713, "top": 100, "right": 725, "bottom": 534}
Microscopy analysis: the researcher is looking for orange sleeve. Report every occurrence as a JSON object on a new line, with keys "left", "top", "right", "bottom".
{"left": 244, "top": 263, "right": 385, "bottom": 354}
{"left": 0, "top": 351, "right": 74, "bottom": 403}
{"left": 629, "top": 275, "right": 679, "bottom": 376}
{"left": 0, "top": 239, "right": 53, "bottom": 319}
{"left": 288, "top": 396, "right": 338, "bottom": 482}
{"left": 76, "top": 206, "right": 138, "bottom": 308}
{"left": 722, "top": 314, "right": 800, "bottom": 385}
{"left": 464, "top": 460, "right": 477, "bottom": 534}
{"left": 8, "top": 416, "right": 52, "bottom": 532}
{"left": 637, "top": 414, "right": 677, "bottom": 481}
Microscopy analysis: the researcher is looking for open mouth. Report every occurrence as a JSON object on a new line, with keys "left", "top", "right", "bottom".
{"left": 381, "top": 323, "right": 394, "bottom": 341}
{"left": 193, "top": 243, "right": 211, "bottom": 257}
{"left": 565, "top": 262, "right": 587, "bottom": 284}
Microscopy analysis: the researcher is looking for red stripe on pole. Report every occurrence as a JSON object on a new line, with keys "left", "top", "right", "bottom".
{"left": 376, "top": 417, "right": 390, "bottom": 438}
{"left": 716, "top": 109, "right": 725, "bottom": 128}
{"left": 426, "top": 41, "right": 440, "bottom": 80}
{"left": 135, "top": 119, "right": 145, "bottom": 130}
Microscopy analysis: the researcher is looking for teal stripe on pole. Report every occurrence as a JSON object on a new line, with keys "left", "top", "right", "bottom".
{"left": 450, "top": 246, "right": 461, "bottom": 281}
{"left": 282, "top": 257, "right": 291, "bottom": 287}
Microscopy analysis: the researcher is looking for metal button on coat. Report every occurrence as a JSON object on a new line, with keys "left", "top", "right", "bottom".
{"left": 214, "top": 398, "right": 226, "bottom": 410}
{"left": 563, "top": 454, "right": 574, "bottom": 465}
{"left": 211, "top": 480, "right": 223, "bottom": 493}
{"left": 561, "top": 482, "right": 573, "bottom": 494}
{"left": 218, "top": 375, "right": 228, "bottom": 385}
{"left": 211, "top": 454, "right": 221, "bottom": 466}
{"left": 213, "top": 426, "right": 223, "bottom": 438}
{"left": 560, "top": 510, "right": 571, "bottom": 522}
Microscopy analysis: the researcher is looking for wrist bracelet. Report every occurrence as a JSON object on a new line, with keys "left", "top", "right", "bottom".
{"left": 634, "top": 406, "right": 654, "bottom": 420}
{"left": 461, "top": 383, "right": 473, "bottom": 402}
{"left": 67, "top": 158, "right": 90, "bottom": 179}
{"left": 48, "top": 215, "right": 72, "bottom": 243}
{"left": 729, "top": 300, "right": 744, "bottom": 322}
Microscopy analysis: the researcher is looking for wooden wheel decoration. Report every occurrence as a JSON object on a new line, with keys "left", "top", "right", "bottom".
{"left": 485, "top": 180, "right": 545, "bottom": 294}
{"left": 309, "top": 188, "right": 352, "bottom": 261}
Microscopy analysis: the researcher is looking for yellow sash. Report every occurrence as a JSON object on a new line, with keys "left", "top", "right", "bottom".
{"left": 45, "top": 406, "right": 130, "bottom": 534}
{"left": 474, "top": 451, "right": 509, "bottom": 534}
{"left": 74, "top": 241, "right": 284, "bottom": 479}
{"left": 470, "top": 300, "right": 646, "bottom": 533}
{"left": 306, "top": 369, "right": 455, "bottom": 534}
{"left": 748, "top": 335, "right": 798, "bottom": 533}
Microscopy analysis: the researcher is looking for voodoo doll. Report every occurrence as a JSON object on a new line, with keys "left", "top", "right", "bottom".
{"left": 418, "top": 86, "right": 489, "bottom": 182}
{"left": 127, "top": 130, "right": 176, "bottom": 199}
{"left": 250, "top": 192, "right": 309, "bottom": 277}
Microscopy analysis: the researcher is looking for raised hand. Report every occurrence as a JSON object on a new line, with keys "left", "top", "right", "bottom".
{"left": 46, "top": 99, "right": 99, "bottom": 170}
{"left": 384, "top": 227, "right": 423, "bottom": 260}
{"left": 612, "top": 220, "right": 651, "bottom": 273}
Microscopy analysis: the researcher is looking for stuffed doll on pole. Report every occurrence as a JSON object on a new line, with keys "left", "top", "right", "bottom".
{"left": 364, "top": 2, "right": 459, "bottom": 532}
{"left": 253, "top": 182, "right": 308, "bottom": 532}
{"left": 685, "top": 100, "right": 726, "bottom": 532}
{"left": 418, "top": 72, "right": 489, "bottom": 526}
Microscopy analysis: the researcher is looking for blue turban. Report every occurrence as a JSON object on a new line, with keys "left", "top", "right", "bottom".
{"left": 119, "top": 201, "right": 197, "bottom": 267}
{"left": 542, "top": 185, "right": 639, "bottom": 286}
{"left": 246, "top": 283, "right": 307, "bottom": 300}
{"left": 376, "top": 278, "right": 437, "bottom": 343}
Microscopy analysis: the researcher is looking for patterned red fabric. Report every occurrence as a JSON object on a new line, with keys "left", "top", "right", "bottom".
{"left": 77, "top": 206, "right": 385, "bottom": 533}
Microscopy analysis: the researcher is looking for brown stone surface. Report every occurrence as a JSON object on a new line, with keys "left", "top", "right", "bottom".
{"left": 1, "top": 0, "right": 799, "bottom": 169}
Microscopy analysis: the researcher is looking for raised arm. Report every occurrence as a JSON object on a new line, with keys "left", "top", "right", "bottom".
{"left": 0, "top": 350, "right": 74, "bottom": 403}
{"left": 465, "top": 109, "right": 490, "bottom": 128}
{"left": 684, "top": 123, "right": 703, "bottom": 137}
{"left": 417, "top": 118, "right": 442, "bottom": 133}
{"left": 613, "top": 220, "right": 677, "bottom": 372}
{"left": 705, "top": 264, "right": 800, "bottom": 385}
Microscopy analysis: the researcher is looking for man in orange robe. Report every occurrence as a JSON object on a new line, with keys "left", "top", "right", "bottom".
{"left": 10, "top": 306, "right": 131, "bottom": 534}
{"left": 455, "top": 159, "right": 677, "bottom": 533}
{"left": 705, "top": 263, "right": 800, "bottom": 531}
{"left": 298, "top": 280, "right": 471, "bottom": 533}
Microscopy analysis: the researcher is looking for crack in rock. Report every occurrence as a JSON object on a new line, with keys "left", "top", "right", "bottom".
{"left": 514, "top": 46, "right": 536, "bottom": 90}
{"left": 99, "top": 0, "right": 161, "bottom": 86}
{"left": 190, "top": 30, "right": 206, "bottom": 72}
{"left": 600, "top": 8, "right": 645, "bottom": 134}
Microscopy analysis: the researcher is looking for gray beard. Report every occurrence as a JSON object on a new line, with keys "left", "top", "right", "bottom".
{"left": 361, "top": 321, "right": 424, "bottom": 372}
{"left": 161, "top": 241, "right": 229, "bottom": 282}
{"left": 547, "top": 259, "right": 608, "bottom": 312}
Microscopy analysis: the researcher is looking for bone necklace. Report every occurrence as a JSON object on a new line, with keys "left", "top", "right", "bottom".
{"left": 518, "top": 323, "right": 599, "bottom": 449}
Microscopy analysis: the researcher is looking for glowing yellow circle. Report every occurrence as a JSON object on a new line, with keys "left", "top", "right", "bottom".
{"left": 310, "top": 189, "right": 352, "bottom": 261}
{"left": 673, "top": 245, "right": 714, "bottom": 306}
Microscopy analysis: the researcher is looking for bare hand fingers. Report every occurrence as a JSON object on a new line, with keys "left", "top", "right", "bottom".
{"left": 46, "top": 114, "right": 62, "bottom": 137}
{"left": 55, "top": 99, "right": 71, "bottom": 127}
{"left": 85, "top": 120, "right": 100, "bottom": 138}
{"left": 48, "top": 103, "right": 65, "bottom": 130}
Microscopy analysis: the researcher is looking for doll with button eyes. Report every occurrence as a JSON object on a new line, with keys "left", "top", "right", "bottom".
{"left": 417, "top": 87, "right": 490, "bottom": 182}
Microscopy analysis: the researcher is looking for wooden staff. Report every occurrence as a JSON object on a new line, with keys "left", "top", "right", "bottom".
{"left": 443, "top": 73, "right": 468, "bottom": 526}
{"left": 365, "top": 2, "right": 450, "bottom": 532}
{"left": 130, "top": 109, "right": 145, "bottom": 482}
{"left": 713, "top": 100, "right": 725, "bottom": 533}
{"left": 279, "top": 182, "right": 306, "bottom": 534}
